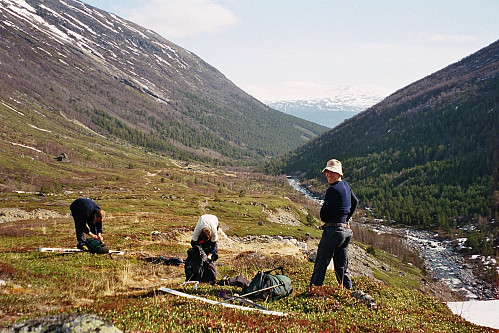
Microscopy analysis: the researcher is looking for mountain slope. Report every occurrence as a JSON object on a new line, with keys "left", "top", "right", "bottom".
{"left": 0, "top": 0, "right": 327, "bottom": 165}
{"left": 264, "top": 40, "right": 499, "bottom": 230}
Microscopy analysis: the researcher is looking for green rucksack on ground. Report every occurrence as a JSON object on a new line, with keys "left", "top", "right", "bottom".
{"left": 84, "top": 238, "right": 103, "bottom": 253}
{"left": 244, "top": 266, "right": 293, "bottom": 302}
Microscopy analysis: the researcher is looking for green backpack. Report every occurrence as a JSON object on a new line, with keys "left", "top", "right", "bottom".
{"left": 84, "top": 238, "right": 102, "bottom": 253}
{"left": 244, "top": 267, "right": 293, "bottom": 302}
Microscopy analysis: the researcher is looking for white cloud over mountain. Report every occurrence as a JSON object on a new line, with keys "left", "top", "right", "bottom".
{"left": 124, "top": 0, "right": 238, "bottom": 39}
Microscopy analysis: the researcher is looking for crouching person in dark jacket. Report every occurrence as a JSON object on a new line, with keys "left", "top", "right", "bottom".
{"left": 70, "top": 198, "right": 109, "bottom": 254}
{"left": 185, "top": 214, "right": 219, "bottom": 283}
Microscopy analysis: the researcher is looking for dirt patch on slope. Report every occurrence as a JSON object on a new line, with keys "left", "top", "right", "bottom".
{"left": 178, "top": 230, "right": 306, "bottom": 258}
{"left": 0, "top": 208, "right": 69, "bottom": 223}
{"left": 263, "top": 206, "right": 306, "bottom": 226}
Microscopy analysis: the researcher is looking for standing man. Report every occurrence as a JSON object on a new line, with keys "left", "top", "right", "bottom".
{"left": 70, "top": 198, "right": 109, "bottom": 254}
{"left": 310, "top": 159, "right": 358, "bottom": 289}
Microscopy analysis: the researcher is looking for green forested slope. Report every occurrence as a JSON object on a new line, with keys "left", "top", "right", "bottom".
{"left": 264, "top": 40, "right": 499, "bottom": 236}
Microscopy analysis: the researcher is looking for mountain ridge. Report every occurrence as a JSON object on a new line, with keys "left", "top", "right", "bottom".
{"left": 264, "top": 84, "right": 389, "bottom": 127}
{"left": 0, "top": 0, "right": 327, "bottom": 165}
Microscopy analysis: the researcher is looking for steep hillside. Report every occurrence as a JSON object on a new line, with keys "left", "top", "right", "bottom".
{"left": 0, "top": 0, "right": 327, "bottom": 167}
{"left": 264, "top": 40, "right": 499, "bottom": 234}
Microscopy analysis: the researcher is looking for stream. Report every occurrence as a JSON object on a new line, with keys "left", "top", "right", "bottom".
{"left": 287, "top": 177, "right": 495, "bottom": 300}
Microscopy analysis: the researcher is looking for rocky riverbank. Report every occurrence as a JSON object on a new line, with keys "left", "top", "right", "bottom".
{"left": 352, "top": 222, "right": 496, "bottom": 300}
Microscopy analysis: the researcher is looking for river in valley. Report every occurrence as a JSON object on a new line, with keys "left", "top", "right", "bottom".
{"left": 287, "top": 177, "right": 496, "bottom": 301}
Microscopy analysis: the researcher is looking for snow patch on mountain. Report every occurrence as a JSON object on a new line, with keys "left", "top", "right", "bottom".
{"left": 260, "top": 83, "right": 391, "bottom": 128}
{"left": 244, "top": 81, "right": 391, "bottom": 104}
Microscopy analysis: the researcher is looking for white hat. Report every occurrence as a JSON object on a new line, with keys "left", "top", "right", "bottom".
{"left": 322, "top": 159, "right": 343, "bottom": 176}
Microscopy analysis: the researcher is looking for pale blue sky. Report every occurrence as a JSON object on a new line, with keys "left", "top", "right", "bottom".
{"left": 81, "top": 0, "right": 499, "bottom": 101}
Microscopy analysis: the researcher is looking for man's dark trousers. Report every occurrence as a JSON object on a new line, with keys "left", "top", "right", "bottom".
{"left": 310, "top": 226, "right": 353, "bottom": 288}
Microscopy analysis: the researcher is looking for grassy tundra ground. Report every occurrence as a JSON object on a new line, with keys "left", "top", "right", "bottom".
{"left": 0, "top": 158, "right": 496, "bottom": 332}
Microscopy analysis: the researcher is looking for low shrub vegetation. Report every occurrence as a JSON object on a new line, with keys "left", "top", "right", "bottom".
{"left": 0, "top": 119, "right": 493, "bottom": 331}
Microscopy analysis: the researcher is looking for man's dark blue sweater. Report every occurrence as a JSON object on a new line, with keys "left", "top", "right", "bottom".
{"left": 70, "top": 198, "right": 102, "bottom": 245}
{"left": 320, "top": 180, "right": 358, "bottom": 224}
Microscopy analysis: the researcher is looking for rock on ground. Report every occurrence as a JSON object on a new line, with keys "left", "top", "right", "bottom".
{"left": 1, "top": 313, "right": 122, "bottom": 333}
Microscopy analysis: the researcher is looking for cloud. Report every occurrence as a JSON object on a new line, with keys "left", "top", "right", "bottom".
{"left": 124, "top": 0, "right": 238, "bottom": 39}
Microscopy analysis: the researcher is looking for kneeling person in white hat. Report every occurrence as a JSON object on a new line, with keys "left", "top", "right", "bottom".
{"left": 186, "top": 214, "right": 220, "bottom": 283}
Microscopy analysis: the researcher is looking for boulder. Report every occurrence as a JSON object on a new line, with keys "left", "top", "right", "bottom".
{"left": 3, "top": 313, "right": 122, "bottom": 333}
{"left": 351, "top": 290, "right": 376, "bottom": 309}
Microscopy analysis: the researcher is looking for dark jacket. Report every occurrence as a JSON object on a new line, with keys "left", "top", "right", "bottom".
{"left": 320, "top": 180, "right": 358, "bottom": 224}
{"left": 191, "top": 239, "right": 218, "bottom": 259}
{"left": 70, "top": 198, "right": 102, "bottom": 244}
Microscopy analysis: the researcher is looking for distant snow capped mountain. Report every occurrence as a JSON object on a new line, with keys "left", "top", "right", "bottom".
{"left": 266, "top": 85, "right": 390, "bottom": 128}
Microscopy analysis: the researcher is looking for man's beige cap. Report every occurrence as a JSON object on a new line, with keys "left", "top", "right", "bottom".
{"left": 322, "top": 159, "right": 343, "bottom": 176}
